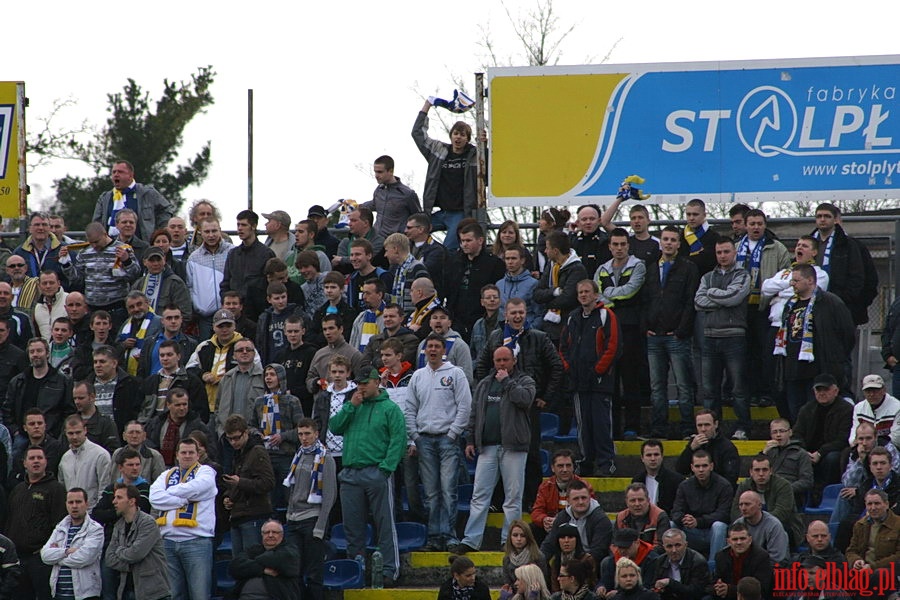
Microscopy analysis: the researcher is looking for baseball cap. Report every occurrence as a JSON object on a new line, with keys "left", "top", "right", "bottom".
{"left": 307, "top": 205, "right": 327, "bottom": 219}
{"left": 355, "top": 367, "right": 381, "bottom": 384}
{"left": 430, "top": 304, "right": 452, "bottom": 319}
{"left": 213, "top": 309, "right": 236, "bottom": 325}
{"left": 262, "top": 210, "right": 291, "bottom": 228}
{"left": 143, "top": 247, "right": 165, "bottom": 260}
{"left": 812, "top": 373, "right": 837, "bottom": 389}
{"left": 862, "top": 374, "right": 885, "bottom": 390}
{"left": 611, "top": 528, "right": 639, "bottom": 548}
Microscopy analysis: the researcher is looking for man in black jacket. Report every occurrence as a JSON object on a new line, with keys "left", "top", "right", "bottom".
{"left": 671, "top": 450, "right": 732, "bottom": 558}
{"left": 559, "top": 280, "right": 621, "bottom": 477}
{"left": 140, "top": 340, "right": 208, "bottom": 424}
{"left": 229, "top": 520, "right": 301, "bottom": 600}
{"left": 644, "top": 226, "right": 700, "bottom": 439}
{"left": 810, "top": 203, "right": 868, "bottom": 325}
{"left": 445, "top": 221, "right": 504, "bottom": 342}
{"left": 676, "top": 410, "right": 740, "bottom": 487}
{"left": 220, "top": 210, "right": 276, "bottom": 302}
{"left": 0, "top": 320, "right": 26, "bottom": 406}
{"left": 633, "top": 440, "right": 685, "bottom": 514}
{"left": 792, "top": 373, "right": 852, "bottom": 486}
{"left": 709, "top": 523, "right": 772, "bottom": 598}
{"left": 534, "top": 231, "right": 588, "bottom": 345}
{"left": 569, "top": 204, "right": 610, "bottom": 278}
{"left": 651, "top": 528, "right": 710, "bottom": 600}
{"left": 3, "top": 337, "right": 75, "bottom": 447}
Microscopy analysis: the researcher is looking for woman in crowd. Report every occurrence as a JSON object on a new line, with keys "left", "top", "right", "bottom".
{"left": 502, "top": 519, "right": 547, "bottom": 588}
{"left": 437, "top": 555, "right": 491, "bottom": 600}
{"left": 492, "top": 220, "right": 534, "bottom": 271}
{"left": 551, "top": 559, "right": 597, "bottom": 600}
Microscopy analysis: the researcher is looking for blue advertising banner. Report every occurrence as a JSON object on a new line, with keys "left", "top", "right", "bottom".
{"left": 488, "top": 56, "right": 900, "bottom": 206}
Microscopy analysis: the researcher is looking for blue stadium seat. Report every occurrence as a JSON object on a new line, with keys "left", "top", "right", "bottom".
{"left": 216, "top": 531, "right": 232, "bottom": 554}
{"left": 214, "top": 560, "right": 235, "bottom": 593}
{"left": 804, "top": 484, "right": 842, "bottom": 515}
{"left": 395, "top": 522, "right": 428, "bottom": 552}
{"left": 457, "top": 484, "right": 473, "bottom": 512}
{"left": 541, "top": 449, "right": 551, "bottom": 476}
{"left": 554, "top": 423, "right": 578, "bottom": 444}
{"left": 540, "top": 413, "right": 560, "bottom": 441}
{"left": 331, "top": 523, "right": 373, "bottom": 550}
{"left": 324, "top": 559, "right": 365, "bottom": 590}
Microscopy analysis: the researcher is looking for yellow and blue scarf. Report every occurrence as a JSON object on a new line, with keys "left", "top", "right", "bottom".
{"left": 684, "top": 224, "right": 707, "bottom": 256}
{"left": 118, "top": 315, "right": 154, "bottom": 376}
{"left": 358, "top": 300, "right": 385, "bottom": 351}
{"left": 156, "top": 463, "right": 200, "bottom": 527}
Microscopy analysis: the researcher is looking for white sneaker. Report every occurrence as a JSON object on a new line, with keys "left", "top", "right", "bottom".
{"left": 731, "top": 429, "right": 748, "bottom": 441}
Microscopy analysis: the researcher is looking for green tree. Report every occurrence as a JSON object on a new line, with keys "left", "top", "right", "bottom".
{"left": 53, "top": 66, "right": 215, "bottom": 229}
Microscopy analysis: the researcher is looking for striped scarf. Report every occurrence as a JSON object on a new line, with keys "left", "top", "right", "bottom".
{"left": 418, "top": 336, "right": 457, "bottom": 368}
{"left": 684, "top": 223, "right": 707, "bottom": 256}
{"left": 773, "top": 289, "right": 817, "bottom": 362}
{"left": 392, "top": 254, "right": 416, "bottom": 306}
{"left": 283, "top": 440, "right": 326, "bottom": 504}
{"left": 502, "top": 321, "right": 530, "bottom": 357}
{"left": 118, "top": 315, "right": 153, "bottom": 375}
{"left": 261, "top": 393, "right": 282, "bottom": 439}
{"left": 359, "top": 300, "right": 385, "bottom": 351}
{"left": 108, "top": 189, "right": 127, "bottom": 237}
{"left": 814, "top": 231, "right": 835, "bottom": 273}
{"left": 156, "top": 463, "right": 200, "bottom": 527}
{"left": 736, "top": 235, "right": 764, "bottom": 305}
{"left": 142, "top": 273, "right": 163, "bottom": 311}
{"left": 407, "top": 294, "right": 441, "bottom": 328}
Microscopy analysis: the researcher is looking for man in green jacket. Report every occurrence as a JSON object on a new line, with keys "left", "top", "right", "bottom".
{"left": 729, "top": 453, "right": 803, "bottom": 549}
{"left": 329, "top": 367, "right": 405, "bottom": 587}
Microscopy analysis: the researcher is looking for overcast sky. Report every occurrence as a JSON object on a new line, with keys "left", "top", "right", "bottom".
{"left": 14, "top": 0, "right": 900, "bottom": 224}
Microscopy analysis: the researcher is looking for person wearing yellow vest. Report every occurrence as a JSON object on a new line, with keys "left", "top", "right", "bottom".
{"left": 149, "top": 437, "right": 217, "bottom": 600}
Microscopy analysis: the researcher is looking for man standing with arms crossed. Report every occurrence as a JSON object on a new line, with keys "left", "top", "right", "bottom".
{"left": 149, "top": 437, "right": 218, "bottom": 600}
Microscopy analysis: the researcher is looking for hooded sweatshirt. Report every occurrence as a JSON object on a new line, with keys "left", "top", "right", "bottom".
{"left": 498, "top": 270, "right": 540, "bottom": 326}
{"left": 406, "top": 361, "right": 472, "bottom": 441}
{"left": 328, "top": 388, "right": 406, "bottom": 473}
{"left": 253, "top": 363, "right": 303, "bottom": 456}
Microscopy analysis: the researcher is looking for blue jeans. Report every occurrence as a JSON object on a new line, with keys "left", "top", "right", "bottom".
{"left": 338, "top": 466, "right": 399, "bottom": 580}
{"left": 702, "top": 336, "right": 751, "bottom": 432}
{"left": 416, "top": 434, "right": 460, "bottom": 545}
{"left": 461, "top": 445, "right": 527, "bottom": 549}
{"left": 647, "top": 334, "right": 695, "bottom": 437}
{"left": 683, "top": 520, "right": 728, "bottom": 558}
{"left": 164, "top": 536, "right": 213, "bottom": 600}
{"left": 430, "top": 210, "right": 464, "bottom": 252}
{"left": 230, "top": 517, "right": 266, "bottom": 557}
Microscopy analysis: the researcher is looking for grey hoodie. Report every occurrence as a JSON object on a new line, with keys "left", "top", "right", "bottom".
{"left": 406, "top": 361, "right": 472, "bottom": 441}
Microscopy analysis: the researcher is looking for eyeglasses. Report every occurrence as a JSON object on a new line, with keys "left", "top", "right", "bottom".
{"left": 234, "top": 347, "right": 253, "bottom": 353}
{"left": 225, "top": 433, "right": 245, "bottom": 441}
{"left": 6, "top": 264, "right": 25, "bottom": 268}
{"left": 770, "top": 428, "right": 790, "bottom": 434}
